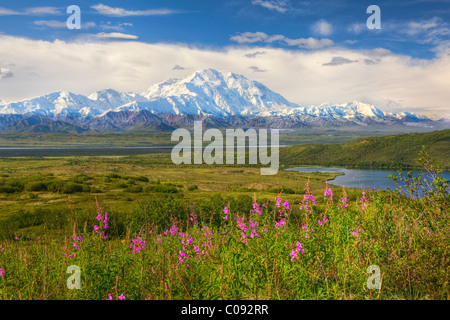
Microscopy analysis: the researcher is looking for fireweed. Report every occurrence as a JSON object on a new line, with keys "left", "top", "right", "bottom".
{"left": 0, "top": 172, "right": 448, "bottom": 300}
{"left": 0, "top": 182, "right": 364, "bottom": 300}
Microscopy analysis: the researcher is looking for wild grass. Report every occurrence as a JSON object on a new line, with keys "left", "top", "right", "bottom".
{"left": 0, "top": 151, "right": 448, "bottom": 300}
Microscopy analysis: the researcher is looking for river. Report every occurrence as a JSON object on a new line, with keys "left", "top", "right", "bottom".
{"left": 285, "top": 166, "right": 450, "bottom": 194}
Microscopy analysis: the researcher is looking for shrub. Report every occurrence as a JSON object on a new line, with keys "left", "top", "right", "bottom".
{"left": 62, "top": 182, "right": 83, "bottom": 194}
{"left": 115, "top": 182, "right": 129, "bottom": 189}
{"left": 146, "top": 184, "right": 179, "bottom": 194}
{"left": 135, "top": 176, "right": 149, "bottom": 182}
{"left": 125, "top": 186, "right": 143, "bottom": 193}
{"left": 26, "top": 181, "right": 48, "bottom": 192}
{"left": 70, "top": 174, "right": 91, "bottom": 184}
{"left": 105, "top": 173, "right": 121, "bottom": 179}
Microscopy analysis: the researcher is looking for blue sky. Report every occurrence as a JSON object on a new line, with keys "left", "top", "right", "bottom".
{"left": 0, "top": 0, "right": 449, "bottom": 58}
{"left": 0, "top": 1, "right": 449, "bottom": 117}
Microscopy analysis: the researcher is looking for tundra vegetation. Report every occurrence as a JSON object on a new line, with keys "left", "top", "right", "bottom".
{"left": 0, "top": 132, "right": 448, "bottom": 300}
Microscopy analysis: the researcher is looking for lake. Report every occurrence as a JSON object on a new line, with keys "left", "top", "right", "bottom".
{"left": 285, "top": 166, "right": 450, "bottom": 194}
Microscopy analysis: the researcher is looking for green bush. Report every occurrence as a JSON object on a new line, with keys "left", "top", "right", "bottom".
{"left": 266, "top": 187, "right": 296, "bottom": 194}
{"left": 115, "top": 182, "right": 129, "bottom": 189}
{"left": 105, "top": 173, "right": 121, "bottom": 179}
{"left": 62, "top": 182, "right": 84, "bottom": 194}
{"left": 70, "top": 174, "right": 92, "bottom": 184}
{"left": 26, "top": 181, "right": 48, "bottom": 192}
{"left": 146, "top": 184, "right": 179, "bottom": 194}
{"left": 0, "top": 186, "right": 20, "bottom": 193}
{"left": 125, "top": 186, "right": 143, "bottom": 193}
{"left": 135, "top": 176, "right": 149, "bottom": 182}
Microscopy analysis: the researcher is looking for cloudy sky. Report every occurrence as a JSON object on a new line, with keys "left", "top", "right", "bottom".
{"left": 0, "top": 0, "right": 449, "bottom": 118}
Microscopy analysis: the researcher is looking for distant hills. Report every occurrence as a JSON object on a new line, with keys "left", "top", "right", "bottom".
{"left": 281, "top": 129, "right": 450, "bottom": 170}
{"left": 0, "top": 69, "right": 439, "bottom": 133}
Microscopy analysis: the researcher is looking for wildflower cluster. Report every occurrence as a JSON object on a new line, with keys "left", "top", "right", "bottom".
{"left": 289, "top": 242, "right": 305, "bottom": 261}
{"left": 301, "top": 224, "right": 313, "bottom": 239}
{"left": 337, "top": 188, "right": 350, "bottom": 215}
{"left": 223, "top": 206, "right": 229, "bottom": 220}
{"left": 324, "top": 181, "right": 334, "bottom": 202}
{"left": 251, "top": 202, "right": 262, "bottom": 215}
{"left": 299, "top": 181, "right": 317, "bottom": 216}
{"left": 189, "top": 212, "right": 198, "bottom": 225}
{"left": 360, "top": 192, "right": 368, "bottom": 213}
{"left": 107, "top": 293, "right": 125, "bottom": 300}
{"left": 317, "top": 217, "right": 328, "bottom": 226}
{"left": 163, "top": 225, "right": 179, "bottom": 236}
{"left": 130, "top": 236, "right": 146, "bottom": 254}
{"left": 274, "top": 195, "right": 290, "bottom": 233}
{"left": 68, "top": 234, "right": 83, "bottom": 258}
{"left": 349, "top": 228, "right": 362, "bottom": 237}
{"left": 235, "top": 216, "right": 249, "bottom": 244}
{"left": 177, "top": 226, "right": 215, "bottom": 266}
{"left": 94, "top": 200, "right": 109, "bottom": 239}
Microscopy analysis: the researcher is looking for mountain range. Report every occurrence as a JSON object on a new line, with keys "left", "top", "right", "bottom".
{"left": 0, "top": 69, "right": 436, "bottom": 133}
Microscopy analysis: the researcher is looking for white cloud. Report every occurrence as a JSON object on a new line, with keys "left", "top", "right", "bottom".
{"left": 99, "top": 22, "right": 133, "bottom": 32}
{"left": 230, "top": 32, "right": 333, "bottom": 49}
{"left": 0, "top": 8, "right": 20, "bottom": 16}
{"left": 403, "top": 17, "right": 450, "bottom": 44}
{"left": 34, "top": 20, "right": 67, "bottom": 28}
{"left": 230, "top": 32, "right": 269, "bottom": 44}
{"left": 34, "top": 20, "right": 97, "bottom": 29}
{"left": 0, "top": 36, "right": 448, "bottom": 118}
{"left": 0, "top": 6, "right": 60, "bottom": 16}
{"left": 25, "top": 7, "right": 60, "bottom": 15}
{"left": 93, "top": 33, "right": 139, "bottom": 40}
{"left": 0, "top": 67, "right": 13, "bottom": 79}
{"left": 348, "top": 23, "right": 366, "bottom": 34}
{"left": 312, "top": 20, "right": 333, "bottom": 36}
{"left": 85, "top": 22, "right": 98, "bottom": 29}
{"left": 92, "top": 4, "right": 179, "bottom": 17}
{"left": 283, "top": 37, "right": 333, "bottom": 49}
{"left": 251, "top": 0, "right": 288, "bottom": 13}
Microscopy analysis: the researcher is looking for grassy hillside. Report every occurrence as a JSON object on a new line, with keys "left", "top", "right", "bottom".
{"left": 281, "top": 129, "right": 450, "bottom": 170}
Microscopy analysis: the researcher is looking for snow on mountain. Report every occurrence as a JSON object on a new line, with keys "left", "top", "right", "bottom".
{"left": 0, "top": 91, "right": 98, "bottom": 117}
{"left": 140, "top": 68, "right": 297, "bottom": 116}
{"left": 88, "top": 89, "right": 148, "bottom": 113}
{"left": 0, "top": 69, "right": 431, "bottom": 125}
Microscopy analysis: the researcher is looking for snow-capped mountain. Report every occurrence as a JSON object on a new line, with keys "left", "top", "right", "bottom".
{"left": 139, "top": 68, "right": 298, "bottom": 116}
{"left": 88, "top": 89, "right": 148, "bottom": 115}
{"left": 0, "top": 91, "right": 96, "bottom": 117}
{"left": 0, "top": 69, "right": 433, "bottom": 132}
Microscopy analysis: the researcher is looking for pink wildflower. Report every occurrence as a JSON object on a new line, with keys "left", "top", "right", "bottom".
{"left": 223, "top": 206, "right": 229, "bottom": 220}
{"left": 290, "top": 242, "right": 305, "bottom": 261}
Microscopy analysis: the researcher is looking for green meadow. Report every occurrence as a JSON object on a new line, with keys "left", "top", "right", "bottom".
{"left": 0, "top": 130, "right": 448, "bottom": 300}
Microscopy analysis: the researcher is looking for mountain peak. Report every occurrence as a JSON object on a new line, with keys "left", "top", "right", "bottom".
{"left": 140, "top": 68, "right": 296, "bottom": 117}
{"left": 0, "top": 69, "right": 433, "bottom": 127}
